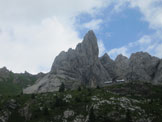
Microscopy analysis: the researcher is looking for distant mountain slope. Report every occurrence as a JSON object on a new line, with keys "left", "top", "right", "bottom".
{"left": 0, "top": 67, "right": 45, "bottom": 95}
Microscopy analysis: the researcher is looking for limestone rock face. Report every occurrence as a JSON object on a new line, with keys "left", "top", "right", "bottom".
{"left": 24, "top": 30, "right": 110, "bottom": 93}
{"left": 52, "top": 30, "right": 110, "bottom": 86}
{"left": 153, "top": 59, "right": 162, "bottom": 84}
{"left": 23, "top": 74, "right": 62, "bottom": 93}
{"left": 126, "top": 52, "right": 160, "bottom": 82}
{"left": 115, "top": 54, "right": 129, "bottom": 79}
{"left": 100, "top": 53, "right": 117, "bottom": 80}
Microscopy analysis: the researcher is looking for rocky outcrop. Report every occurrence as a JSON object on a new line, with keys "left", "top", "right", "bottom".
{"left": 115, "top": 54, "right": 129, "bottom": 80}
{"left": 112, "top": 52, "right": 161, "bottom": 83}
{"left": 24, "top": 30, "right": 111, "bottom": 94}
{"left": 19, "top": 103, "right": 32, "bottom": 121}
{"left": 126, "top": 52, "right": 160, "bottom": 82}
{"left": 0, "top": 67, "right": 11, "bottom": 82}
{"left": 153, "top": 59, "right": 162, "bottom": 84}
{"left": 100, "top": 53, "right": 117, "bottom": 80}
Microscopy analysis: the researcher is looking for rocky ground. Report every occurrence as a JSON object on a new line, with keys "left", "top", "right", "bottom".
{"left": 1, "top": 82, "right": 162, "bottom": 122}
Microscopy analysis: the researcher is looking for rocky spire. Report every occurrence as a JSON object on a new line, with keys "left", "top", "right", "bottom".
{"left": 77, "top": 30, "right": 99, "bottom": 57}
{"left": 51, "top": 30, "right": 99, "bottom": 72}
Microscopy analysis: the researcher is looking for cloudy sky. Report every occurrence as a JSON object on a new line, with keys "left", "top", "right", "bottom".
{"left": 0, "top": 0, "right": 162, "bottom": 74}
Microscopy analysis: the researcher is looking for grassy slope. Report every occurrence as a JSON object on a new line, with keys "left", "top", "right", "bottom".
{"left": 0, "top": 82, "right": 22, "bottom": 96}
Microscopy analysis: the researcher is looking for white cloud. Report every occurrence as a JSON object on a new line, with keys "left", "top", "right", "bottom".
{"left": 111, "top": 0, "right": 162, "bottom": 30}
{"left": 108, "top": 33, "right": 162, "bottom": 59}
{"left": 155, "top": 44, "right": 162, "bottom": 57}
{"left": 129, "top": 0, "right": 162, "bottom": 30}
{"left": 138, "top": 35, "right": 151, "bottom": 44}
{"left": 112, "top": 0, "right": 129, "bottom": 12}
{"left": 0, "top": 17, "right": 81, "bottom": 74}
{"left": 1, "top": 0, "right": 162, "bottom": 73}
{"left": 83, "top": 19, "right": 103, "bottom": 30}
{"left": 0, "top": 0, "right": 109, "bottom": 73}
{"left": 108, "top": 47, "right": 129, "bottom": 59}
{"left": 110, "top": 0, "right": 162, "bottom": 30}
{"left": 108, "top": 0, "right": 162, "bottom": 59}
{"left": 0, "top": 0, "right": 108, "bottom": 25}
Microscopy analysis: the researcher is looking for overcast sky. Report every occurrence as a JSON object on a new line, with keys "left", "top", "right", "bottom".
{"left": 0, "top": 0, "right": 162, "bottom": 74}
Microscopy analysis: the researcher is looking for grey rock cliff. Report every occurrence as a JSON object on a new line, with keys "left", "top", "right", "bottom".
{"left": 153, "top": 59, "right": 162, "bottom": 84}
{"left": 115, "top": 54, "right": 129, "bottom": 80}
{"left": 24, "top": 30, "right": 111, "bottom": 94}
{"left": 100, "top": 53, "right": 117, "bottom": 80}
{"left": 52, "top": 30, "right": 110, "bottom": 86}
{"left": 126, "top": 52, "right": 160, "bottom": 82}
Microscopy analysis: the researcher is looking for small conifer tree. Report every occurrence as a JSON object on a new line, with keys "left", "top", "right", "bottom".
{"left": 88, "top": 107, "right": 96, "bottom": 122}
{"left": 59, "top": 82, "right": 65, "bottom": 92}
{"left": 126, "top": 109, "right": 132, "bottom": 122}
{"left": 96, "top": 85, "right": 100, "bottom": 89}
{"left": 78, "top": 86, "right": 81, "bottom": 91}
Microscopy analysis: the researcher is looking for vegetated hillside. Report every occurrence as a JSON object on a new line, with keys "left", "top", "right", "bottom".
{"left": 0, "top": 67, "right": 45, "bottom": 95}
{"left": 1, "top": 82, "right": 162, "bottom": 122}
{"left": 0, "top": 73, "right": 36, "bottom": 95}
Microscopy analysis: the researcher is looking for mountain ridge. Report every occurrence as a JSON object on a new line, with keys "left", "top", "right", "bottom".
{"left": 0, "top": 67, "right": 45, "bottom": 95}
{"left": 22, "top": 30, "right": 162, "bottom": 94}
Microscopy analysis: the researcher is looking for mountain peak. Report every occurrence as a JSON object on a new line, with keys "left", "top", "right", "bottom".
{"left": 83, "top": 30, "right": 96, "bottom": 41}
{"left": 115, "top": 54, "right": 128, "bottom": 62}
{"left": 24, "top": 30, "right": 110, "bottom": 93}
{"left": 100, "top": 53, "right": 112, "bottom": 64}
{"left": 76, "top": 30, "right": 99, "bottom": 58}
{"left": 0, "top": 66, "right": 9, "bottom": 73}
